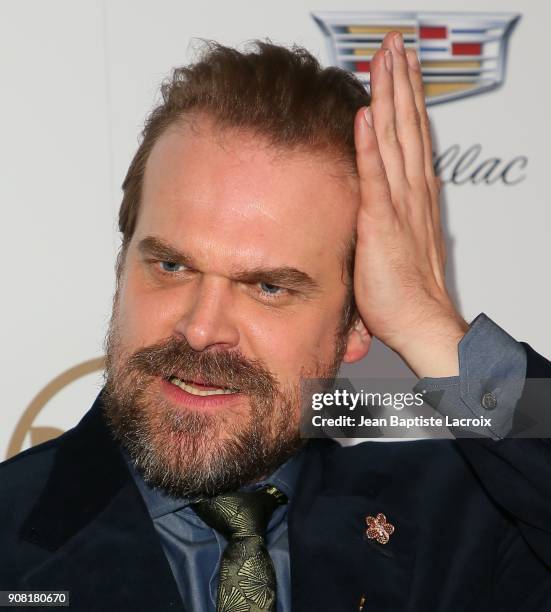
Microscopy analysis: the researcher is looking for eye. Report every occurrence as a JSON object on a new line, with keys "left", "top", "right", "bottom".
{"left": 258, "top": 282, "right": 285, "bottom": 296}
{"left": 159, "top": 261, "right": 187, "bottom": 273}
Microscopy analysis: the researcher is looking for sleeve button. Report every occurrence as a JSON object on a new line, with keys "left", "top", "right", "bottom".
{"left": 481, "top": 391, "right": 497, "bottom": 411}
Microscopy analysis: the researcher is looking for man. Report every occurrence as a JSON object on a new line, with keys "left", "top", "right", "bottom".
{"left": 1, "top": 32, "right": 551, "bottom": 611}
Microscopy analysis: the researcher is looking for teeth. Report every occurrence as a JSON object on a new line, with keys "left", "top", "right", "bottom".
{"left": 169, "top": 376, "right": 237, "bottom": 396}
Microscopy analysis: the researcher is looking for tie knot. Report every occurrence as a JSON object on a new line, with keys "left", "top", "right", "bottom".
{"left": 192, "top": 485, "right": 287, "bottom": 541}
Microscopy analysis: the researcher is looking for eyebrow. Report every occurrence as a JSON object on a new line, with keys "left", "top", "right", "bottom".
{"left": 137, "top": 236, "right": 321, "bottom": 293}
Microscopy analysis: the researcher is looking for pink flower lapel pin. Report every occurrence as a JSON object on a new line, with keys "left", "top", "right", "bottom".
{"left": 365, "top": 512, "right": 395, "bottom": 545}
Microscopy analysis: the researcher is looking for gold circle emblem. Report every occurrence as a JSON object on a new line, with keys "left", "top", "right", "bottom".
{"left": 6, "top": 357, "right": 105, "bottom": 460}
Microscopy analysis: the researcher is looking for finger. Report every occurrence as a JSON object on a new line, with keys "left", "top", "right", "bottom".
{"left": 384, "top": 32, "right": 425, "bottom": 186}
{"left": 432, "top": 180, "right": 446, "bottom": 266}
{"left": 406, "top": 47, "right": 442, "bottom": 233}
{"left": 405, "top": 48, "right": 435, "bottom": 181}
{"left": 404, "top": 47, "right": 446, "bottom": 248}
{"left": 369, "top": 47, "right": 407, "bottom": 203}
{"left": 354, "top": 106, "right": 395, "bottom": 223}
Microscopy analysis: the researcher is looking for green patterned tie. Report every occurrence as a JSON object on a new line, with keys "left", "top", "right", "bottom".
{"left": 191, "top": 485, "right": 287, "bottom": 612}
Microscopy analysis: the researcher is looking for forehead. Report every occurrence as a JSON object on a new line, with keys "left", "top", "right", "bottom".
{"left": 135, "top": 115, "right": 359, "bottom": 276}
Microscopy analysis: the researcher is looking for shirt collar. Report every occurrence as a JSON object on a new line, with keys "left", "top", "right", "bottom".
{"left": 122, "top": 444, "right": 307, "bottom": 520}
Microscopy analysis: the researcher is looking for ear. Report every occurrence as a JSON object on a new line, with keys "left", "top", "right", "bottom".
{"left": 342, "top": 316, "right": 372, "bottom": 363}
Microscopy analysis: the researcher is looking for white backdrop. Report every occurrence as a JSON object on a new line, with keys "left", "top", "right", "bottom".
{"left": 1, "top": 0, "right": 549, "bottom": 459}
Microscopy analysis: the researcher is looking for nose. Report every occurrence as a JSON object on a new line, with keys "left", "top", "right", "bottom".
{"left": 173, "top": 275, "right": 240, "bottom": 352}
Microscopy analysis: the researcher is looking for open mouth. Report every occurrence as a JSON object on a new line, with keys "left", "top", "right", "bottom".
{"left": 168, "top": 376, "right": 239, "bottom": 397}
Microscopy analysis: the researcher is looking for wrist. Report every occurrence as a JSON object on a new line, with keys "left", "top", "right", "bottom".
{"left": 390, "top": 310, "right": 469, "bottom": 378}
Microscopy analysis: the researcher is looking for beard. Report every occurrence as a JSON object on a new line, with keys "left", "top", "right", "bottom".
{"left": 102, "top": 295, "right": 347, "bottom": 499}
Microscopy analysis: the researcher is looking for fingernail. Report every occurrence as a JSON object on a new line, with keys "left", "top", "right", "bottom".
{"left": 406, "top": 49, "right": 420, "bottom": 70}
{"left": 363, "top": 107, "right": 373, "bottom": 128}
{"left": 393, "top": 33, "right": 405, "bottom": 53}
{"left": 384, "top": 49, "right": 393, "bottom": 72}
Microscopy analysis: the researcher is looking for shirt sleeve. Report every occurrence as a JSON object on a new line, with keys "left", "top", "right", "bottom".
{"left": 413, "top": 313, "right": 527, "bottom": 440}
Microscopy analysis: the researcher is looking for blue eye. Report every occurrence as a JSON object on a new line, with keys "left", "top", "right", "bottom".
{"left": 259, "top": 282, "right": 283, "bottom": 295}
{"left": 160, "top": 261, "right": 185, "bottom": 273}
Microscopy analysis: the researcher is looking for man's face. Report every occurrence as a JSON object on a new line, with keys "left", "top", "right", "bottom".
{"left": 103, "top": 114, "right": 362, "bottom": 497}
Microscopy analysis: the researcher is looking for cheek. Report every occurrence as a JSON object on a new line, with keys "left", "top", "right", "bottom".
{"left": 115, "top": 273, "right": 184, "bottom": 350}
{"left": 245, "top": 303, "right": 343, "bottom": 384}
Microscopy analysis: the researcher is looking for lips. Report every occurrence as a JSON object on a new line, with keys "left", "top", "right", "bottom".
{"left": 168, "top": 375, "right": 238, "bottom": 396}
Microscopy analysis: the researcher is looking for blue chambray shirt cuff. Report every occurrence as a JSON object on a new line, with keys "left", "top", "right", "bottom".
{"left": 413, "top": 313, "right": 527, "bottom": 440}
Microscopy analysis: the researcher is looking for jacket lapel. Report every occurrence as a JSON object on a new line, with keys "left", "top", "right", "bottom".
{"left": 289, "top": 439, "right": 418, "bottom": 611}
{"left": 18, "top": 393, "right": 184, "bottom": 611}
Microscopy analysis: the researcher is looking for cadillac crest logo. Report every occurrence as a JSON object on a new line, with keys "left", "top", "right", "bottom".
{"left": 312, "top": 11, "right": 519, "bottom": 105}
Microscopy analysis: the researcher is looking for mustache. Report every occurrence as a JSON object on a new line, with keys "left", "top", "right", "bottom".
{"left": 125, "top": 336, "right": 277, "bottom": 395}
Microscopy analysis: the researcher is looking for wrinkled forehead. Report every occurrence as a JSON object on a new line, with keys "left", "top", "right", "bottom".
{"left": 134, "top": 117, "right": 360, "bottom": 277}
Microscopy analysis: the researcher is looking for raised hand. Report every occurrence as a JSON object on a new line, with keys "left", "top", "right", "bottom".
{"left": 351, "top": 31, "right": 469, "bottom": 378}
